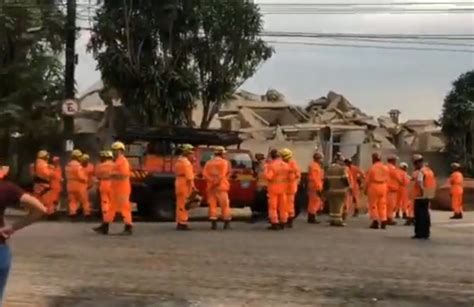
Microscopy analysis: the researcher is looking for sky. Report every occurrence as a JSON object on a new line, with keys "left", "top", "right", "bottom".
{"left": 75, "top": 0, "right": 474, "bottom": 121}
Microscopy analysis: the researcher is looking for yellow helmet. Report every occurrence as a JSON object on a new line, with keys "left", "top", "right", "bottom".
{"left": 400, "top": 162, "right": 408, "bottom": 169}
{"left": 80, "top": 154, "right": 90, "bottom": 162}
{"left": 111, "top": 141, "right": 125, "bottom": 151}
{"left": 280, "top": 148, "right": 293, "bottom": 160}
{"left": 99, "top": 150, "right": 107, "bottom": 157}
{"left": 214, "top": 146, "right": 226, "bottom": 154}
{"left": 37, "top": 150, "right": 49, "bottom": 159}
{"left": 105, "top": 150, "right": 113, "bottom": 158}
{"left": 181, "top": 144, "right": 195, "bottom": 154}
{"left": 412, "top": 154, "right": 423, "bottom": 162}
{"left": 71, "top": 149, "right": 82, "bottom": 158}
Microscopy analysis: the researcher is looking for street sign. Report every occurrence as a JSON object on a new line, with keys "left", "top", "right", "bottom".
{"left": 62, "top": 99, "right": 79, "bottom": 116}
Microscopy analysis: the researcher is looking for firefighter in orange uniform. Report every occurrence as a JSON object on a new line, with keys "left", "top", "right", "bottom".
{"left": 106, "top": 141, "right": 133, "bottom": 235}
{"left": 307, "top": 152, "right": 324, "bottom": 224}
{"left": 80, "top": 154, "right": 95, "bottom": 190}
{"left": 411, "top": 154, "right": 436, "bottom": 239}
{"left": 398, "top": 162, "right": 413, "bottom": 225}
{"left": 386, "top": 154, "right": 400, "bottom": 225}
{"left": 344, "top": 158, "right": 364, "bottom": 217}
{"left": 265, "top": 149, "right": 290, "bottom": 230}
{"left": 93, "top": 151, "right": 115, "bottom": 234}
{"left": 33, "top": 150, "right": 54, "bottom": 215}
{"left": 365, "top": 152, "right": 389, "bottom": 229}
{"left": 174, "top": 144, "right": 196, "bottom": 231}
{"left": 448, "top": 162, "right": 464, "bottom": 219}
{"left": 66, "top": 150, "right": 90, "bottom": 219}
{"left": 280, "top": 148, "right": 301, "bottom": 228}
{"left": 49, "top": 156, "right": 63, "bottom": 215}
{"left": 203, "top": 146, "right": 231, "bottom": 230}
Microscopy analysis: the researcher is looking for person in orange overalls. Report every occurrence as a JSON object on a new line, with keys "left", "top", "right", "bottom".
{"left": 81, "top": 154, "right": 95, "bottom": 191}
{"left": 365, "top": 152, "right": 389, "bottom": 229}
{"left": 49, "top": 156, "right": 63, "bottom": 216}
{"left": 280, "top": 148, "right": 301, "bottom": 228}
{"left": 203, "top": 146, "right": 231, "bottom": 230}
{"left": 386, "top": 154, "right": 401, "bottom": 226}
{"left": 344, "top": 158, "right": 364, "bottom": 217}
{"left": 105, "top": 142, "right": 133, "bottom": 235}
{"left": 33, "top": 150, "right": 54, "bottom": 215}
{"left": 307, "top": 152, "right": 324, "bottom": 224}
{"left": 174, "top": 144, "right": 196, "bottom": 231}
{"left": 265, "top": 149, "right": 290, "bottom": 230}
{"left": 66, "top": 150, "right": 90, "bottom": 219}
{"left": 398, "top": 162, "right": 413, "bottom": 226}
{"left": 93, "top": 151, "right": 115, "bottom": 235}
{"left": 411, "top": 154, "right": 436, "bottom": 239}
{"left": 448, "top": 163, "right": 464, "bottom": 220}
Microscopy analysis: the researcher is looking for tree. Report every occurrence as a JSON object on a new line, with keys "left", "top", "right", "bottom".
{"left": 190, "top": 0, "right": 273, "bottom": 128}
{"left": 441, "top": 70, "right": 474, "bottom": 175}
{"left": 89, "top": 0, "right": 197, "bottom": 127}
{"left": 0, "top": 0, "right": 65, "bottom": 154}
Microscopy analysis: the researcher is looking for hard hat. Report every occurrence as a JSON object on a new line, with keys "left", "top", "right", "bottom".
{"left": 99, "top": 150, "right": 107, "bottom": 157}
{"left": 37, "top": 150, "right": 49, "bottom": 159}
{"left": 111, "top": 141, "right": 125, "bottom": 151}
{"left": 400, "top": 162, "right": 408, "bottom": 169}
{"left": 344, "top": 157, "right": 352, "bottom": 163}
{"left": 181, "top": 144, "right": 195, "bottom": 153}
{"left": 412, "top": 154, "right": 423, "bottom": 162}
{"left": 214, "top": 146, "right": 227, "bottom": 154}
{"left": 451, "top": 162, "right": 461, "bottom": 169}
{"left": 387, "top": 154, "right": 398, "bottom": 161}
{"left": 372, "top": 152, "right": 382, "bottom": 160}
{"left": 80, "top": 154, "right": 90, "bottom": 162}
{"left": 313, "top": 152, "right": 323, "bottom": 160}
{"left": 71, "top": 149, "right": 82, "bottom": 158}
{"left": 52, "top": 156, "right": 60, "bottom": 162}
{"left": 105, "top": 150, "right": 113, "bottom": 158}
{"left": 280, "top": 148, "right": 293, "bottom": 159}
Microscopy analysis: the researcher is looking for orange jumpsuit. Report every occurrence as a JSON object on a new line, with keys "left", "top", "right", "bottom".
{"left": 265, "top": 158, "right": 290, "bottom": 224}
{"left": 33, "top": 159, "right": 54, "bottom": 214}
{"left": 106, "top": 155, "right": 132, "bottom": 225}
{"left": 449, "top": 171, "right": 464, "bottom": 214}
{"left": 66, "top": 160, "right": 90, "bottom": 216}
{"left": 285, "top": 159, "right": 301, "bottom": 219}
{"left": 387, "top": 163, "right": 400, "bottom": 221}
{"left": 397, "top": 170, "right": 411, "bottom": 217}
{"left": 95, "top": 160, "right": 114, "bottom": 220}
{"left": 49, "top": 164, "right": 63, "bottom": 211}
{"left": 307, "top": 161, "right": 324, "bottom": 215}
{"left": 203, "top": 156, "right": 231, "bottom": 221}
{"left": 366, "top": 161, "right": 389, "bottom": 223}
{"left": 174, "top": 156, "right": 195, "bottom": 225}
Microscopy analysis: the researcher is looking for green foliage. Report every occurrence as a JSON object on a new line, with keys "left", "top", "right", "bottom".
{"left": 0, "top": 0, "right": 65, "bottom": 139}
{"left": 89, "top": 0, "right": 273, "bottom": 128}
{"left": 89, "top": 0, "right": 197, "bottom": 126}
{"left": 190, "top": 0, "right": 274, "bottom": 128}
{"left": 441, "top": 70, "right": 474, "bottom": 175}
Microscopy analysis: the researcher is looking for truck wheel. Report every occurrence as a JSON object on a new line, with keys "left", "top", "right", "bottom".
{"left": 149, "top": 190, "right": 176, "bottom": 221}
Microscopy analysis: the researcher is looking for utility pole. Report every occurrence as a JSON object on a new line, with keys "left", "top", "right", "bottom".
{"left": 64, "top": 0, "right": 77, "bottom": 152}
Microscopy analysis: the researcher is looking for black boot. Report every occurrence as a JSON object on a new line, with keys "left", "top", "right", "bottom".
{"left": 93, "top": 223, "right": 109, "bottom": 235}
{"left": 458, "top": 212, "right": 463, "bottom": 219}
{"left": 352, "top": 209, "right": 359, "bottom": 217}
{"left": 402, "top": 213, "right": 407, "bottom": 219}
{"left": 223, "top": 221, "right": 231, "bottom": 230}
{"left": 395, "top": 212, "right": 400, "bottom": 219}
{"left": 381, "top": 221, "right": 387, "bottom": 229}
{"left": 387, "top": 219, "right": 397, "bottom": 226}
{"left": 279, "top": 223, "right": 286, "bottom": 230}
{"left": 369, "top": 221, "right": 379, "bottom": 229}
{"left": 449, "top": 213, "right": 458, "bottom": 219}
{"left": 176, "top": 223, "right": 191, "bottom": 231}
{"left": 342, "top": 212, "right": 347, "bottom": 221}
{"left": 329, "top": 220, "right": 345, "bottom": 227}
{"left": 121, "top": 224, "right": 133, "bottom": 235}
{"left": 211, "top": 220, "right": 217, "bottom": 230}
{"left": 69, "top": 214, "right": 79, "bottom": 222}
{"left": 286, "top": 218, "right": 294, "bottom": 228}
{"left": 404, "top": 218, "right": 413, "bottom": 226}
{"left": 307, "top": 214, "right": 319, "bottom": 224}
{"left": 267, "top": 223, "right": 280, "bottom": 231}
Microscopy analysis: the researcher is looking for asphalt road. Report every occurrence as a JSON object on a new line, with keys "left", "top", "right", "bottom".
{"left": 3, "top": 211, "right": 474, "bottom": 307}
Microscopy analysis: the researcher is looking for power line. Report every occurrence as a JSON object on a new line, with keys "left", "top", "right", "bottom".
{"left": 261, "top": 31, "right": 474, "bottom": 40}
{"left": 265, "top": 40, "right": 474, "bottom": 53}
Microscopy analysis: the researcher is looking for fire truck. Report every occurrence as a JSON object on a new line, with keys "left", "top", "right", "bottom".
{"left": 119, "top": 126, "right": 265, "bottom": 220}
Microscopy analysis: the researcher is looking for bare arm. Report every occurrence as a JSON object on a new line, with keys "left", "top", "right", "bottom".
{"left": 12, "top": 194, "right": 47, "bottom": 232}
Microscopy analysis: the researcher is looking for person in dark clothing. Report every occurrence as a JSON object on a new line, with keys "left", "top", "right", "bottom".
{"left": 411, "top": 155, "right": 436, "bottom": 240}
{"left": 0, "top": 173, "right": 46, "bottom": 303}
